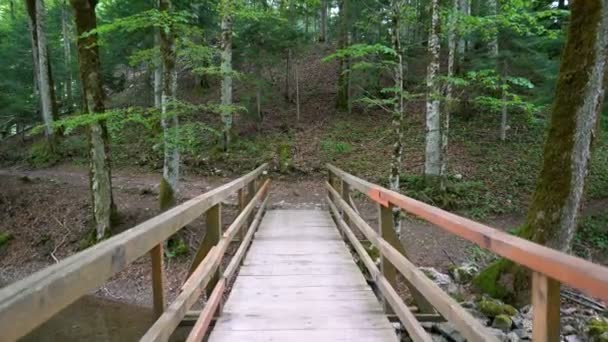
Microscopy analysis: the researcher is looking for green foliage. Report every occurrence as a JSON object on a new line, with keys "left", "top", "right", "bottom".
{"left": 0, "top": 231, "right": 13, "bottom": 248}
{"left": 574, "top": 212, "right": 608, "bottom": 257}
{"left": 29, "top": 141, "right": 60, "bottom": 167}
{"left": 321, "top": 139, "right": 352, "bottom": 159}
{"left": 165, "top": 236, "right": 189, "bottom": 258}
{"left": 399, "top": 174, "right": 506, "bottom": 219}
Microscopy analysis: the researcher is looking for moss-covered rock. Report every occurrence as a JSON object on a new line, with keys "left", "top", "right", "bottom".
{"left": 0, "top": 232, "right": 13, "bottom": 248}
{"left": 277, "top": 143, "right": 292, "bottom": 173}
{"left": 588, "top": 317, "right": 608, "bottom": 339}
{"left": 478, "top": 298, "right": 518, "bottom": 318}
{"left": 491, "top": 314, "right": 513, "bottom": 332}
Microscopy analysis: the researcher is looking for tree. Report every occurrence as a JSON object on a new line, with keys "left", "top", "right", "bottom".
{"left": 319, "top": 0, "right": 326, "bottom": 42}
{"left": 61, "top": 0, "right": 74, "bottom": 110}
{"left": 70, "top": 0, "right": 117, "bottom": 240}
{"left": 220, "top": 0, "right": 234, "bottom": 151}
{"left": 424, "top": 0, "right": 441, "bottom": 181}
{"left": 335, "top": 0, "right": 349, "bottom": 111}
{"left": 441, "top": 0, "right": 457, "bottom": 190}
{"left": 158, "top": 0, "right": 180, "bottom": 210}
{"left": 475, "top": 0, "right": 608, "bottom": 301}
{"left": 25, "top": 0, "right": 59, "bottom": 145}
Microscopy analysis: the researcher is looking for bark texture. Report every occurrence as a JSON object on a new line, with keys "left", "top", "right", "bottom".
{"left": 319, "top": 0, "right": 327, "bottom": 42}
{"left": 61, "top": 0, "right": 74, "bottom": 109}
{"left": 26, "top": 0, "right": 58, "bottom": 142}
{"left": 441, "top": 0, "right": 457, "bottom": 190}
{"left": 336, "top": 0, "right": 350, "bottom": 111}
{"left": 71, "top": 0, "right": 116, "bottom": 240}
{"left": 158, "top": 0, "right": 180, "bottom": 211}
{"left": 474, "top": 0, "right": 608, "bottom": 302}
{"left": 424, "top": 0, "right": 441, "bottom": 179}
{"left": 220, "top": 0, "right": 234, "bottom": 151}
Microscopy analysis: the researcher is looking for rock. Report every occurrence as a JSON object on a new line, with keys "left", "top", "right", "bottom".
{"left": 478, "top": 298, "right": 518, "bottom": 318}
{"left": 512, "top": 328, "right": 530, "bottom": 340}
{"left": 420, "top": 267, "right": 452, "bottom": 286}
{"left": 488, "top": 327, "right": 508, "bottom": 341}
{"left": 564, "top": 335, "right": 582, "bottom": 342}
{"left": 598, "top": 332, "right": 608, "bottom": 342}
{"left": 588, "top": 317, "right": 608, "bottom": 338}
{"left": 506, "top": 331, "right": 520, "bottom": 342}
{"left": 511, "top": 316, "right": 524, "bottom": 329}
{"left": 563, "top": 324, "right": 577, "bottom": 335}
{"left": 450, "top": 263, "right": 479, "bottom": 284}
{"left": 431, "top": 335, "right": 449, "bottom": 342}
{"left": 460, "top": 301, "right": 475, "bottom": 309}
{"left": 420, "top": 322, "right": 434, "bottom": 330}
{"left": 432, "top": 322, "right": 465, "bottom": 342}
{"left": 492, "top": 314, "right": 513, "bottom": 332}
{"left": 562, "top": 307, "right": 578, "bottom": 315}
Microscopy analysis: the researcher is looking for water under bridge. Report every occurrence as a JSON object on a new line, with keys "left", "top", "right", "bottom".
{"left": 1, "top": 164, "right": 607, "bottom": 342}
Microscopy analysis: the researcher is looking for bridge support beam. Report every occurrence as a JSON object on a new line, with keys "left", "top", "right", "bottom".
{"left": 150, "top": 244, "right": 165, "bottom": 318}
{"left": 532, "top": 272, "right": 560, "bottom": 342}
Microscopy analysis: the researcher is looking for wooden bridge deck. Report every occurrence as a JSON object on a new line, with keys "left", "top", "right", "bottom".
{"left": 208, "top": 209, "right": 399, "bottom": 342}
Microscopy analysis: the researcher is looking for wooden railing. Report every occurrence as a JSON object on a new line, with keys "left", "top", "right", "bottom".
{"left": 326, "top": 163, "right": 608, "bottom": 342}
{"left": 0, "top": 164, "right": 269, "bottom": 342}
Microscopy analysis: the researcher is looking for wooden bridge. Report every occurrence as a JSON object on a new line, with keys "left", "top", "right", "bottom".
{"left": 1, "top": 164, "right": 607, "bottom": 341}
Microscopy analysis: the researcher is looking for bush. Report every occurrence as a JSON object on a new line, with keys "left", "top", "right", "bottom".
{"left": 29, "top": 140, "right": 60, "bottom": 167}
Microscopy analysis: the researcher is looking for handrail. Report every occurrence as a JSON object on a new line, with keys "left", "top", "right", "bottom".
{"left": 327, "top": 163, "right": 608, "bottom": 342}
{"left": 0, "top": 163, "right": 268, "bottom": 341}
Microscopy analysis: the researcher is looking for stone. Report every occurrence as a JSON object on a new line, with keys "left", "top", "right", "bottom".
{"left": 460, "top": 301, "right": 475, "bottom": 309}
{"left": 598, "top": 332, "right": 608, "bottom": 342}
{"left": 488, "top": 327, "right": 508, "bottom": 341}
{"left": 478, "top": 298, "right": 518, "bottom": 318}
{"left": 492, "top": 314, "right": 513, "bottom": 332}
{"left": 420, "top": 267, "right": 452, "bottom": 286}
{"left": 562, "top": 307, "right": 578, "bottom": 315}
{"left": 450, "top": 263, "right": 479, "bottom": 284}
{"left": 431, "top": 335, "right": 449, "bottom": 342}
{"left": 564, "top": 335, "right": 582, "bottom": 342}
{"left": 563, "top": 324, "right": 577, "bottom": 335}
{"left": 512, "top": 328, "right": 530, "bottom": 340}
{"left": 433, "top": 322, "right": 466, "bottom": 342}
{"left": 506, "top": 331, "right": 520, "bottom": 342}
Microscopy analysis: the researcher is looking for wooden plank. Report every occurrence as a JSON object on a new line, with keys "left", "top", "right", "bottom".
{"left": 0, "top": 164, "right": 267, "bottom": 342}
{"left": 328, "top": 198, "right": 431, "bottom": 342}
{"left": 141, "top": 248, "right": 222, "bottom": 342}
{"left": 327, "top": 184, "right": 497, "bottom": 342}
{"left": 150, "top": 243, "right": 165, "bottom": 318}
{"left": 532, "top": 272, "right": 561, "bottom": 342}
{"left": 328, "top": 163, "right": 608, "bottom": 302}
{"left": 209, "top": 328, "right": 399, "bottom": 341}
{"left": 209, "top": 209, "right": 398, "bottom": 342}
{"left": 223, "top": 195, "right": 269, "bottom": 280}
{"left": 186, "top": 278, "right": 226, "bottom": 342}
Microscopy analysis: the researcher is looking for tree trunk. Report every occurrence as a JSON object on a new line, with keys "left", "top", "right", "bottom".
{"left": 488, "top": 0, "right": 499, "bottom": 57}
{"left": 26, "top": 0, "right": 58, "bottom": 143}
{"left": 220, "top": 0, "right": 234, "bottom": 151}
{"left": 474, "top": 0, "right": 608, "bottom": 302}
{"left": 61, "top": 0, "right": 74, "bottom": 110}
{"left": 9, "top": 0, "right": 15, "bottom": 20}
{"left": 154, "top": 29, "right": 162, "bottom": 109}
{"left": 424, "top": 0, "right": 441, "bottom": 180}
{"left": 389, "top": 3, "right": 405, "bottom": 236}
{"left": 285, "top": 49, "right": 292, "bottom": 101}
{"left": 70, "top": 0, "right": 117, "bottom": 240}
{"left": 295, "top": 63, "right": 300, "bottom": 121}
{"left": 457, "top": 0, "right": 469, "bottom": 72}
{"left": 336, "top": 0, "right": 349, "bottom": 111}
{"left": 319, "top": 0, "right": 327, "bottom": 42}
{"left": 441, "top": 0, "right": 457, "bottom": 191}
{"left": 158, "top": 0, "right": 180, "bottom": 211}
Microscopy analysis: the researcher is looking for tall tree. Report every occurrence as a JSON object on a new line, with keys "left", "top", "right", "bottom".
{"left": 441, "top": 0, "right": 457, "bottom": 190}
{"left": 424, "top": 0, "right": 441, "bottom": 180}
{"left": 61, "top": 0, "right": 74, "bottom": 110}
{"left": 158, "top": 0, "right": 180, "bottom": 210}
{"left": 319, "top": 0, "right": 327, "bottom": 42}
{"left": 220, "top": 0, "right": 234, "bottom": 150}
{"left": 25, "top": 0, "right": 58, "bottom": 144}
{"left": 475, "top": 0, "right": 608, "bottom": 300}
{"left": 70, "top": 0, "right": 117, "bottom": 240}
{"left": 336, "top": 0, "right": 350, "bottom": 110}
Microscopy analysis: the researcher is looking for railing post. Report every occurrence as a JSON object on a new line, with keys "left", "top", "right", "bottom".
{"left": 532, "top": 272, "right": 560, "bottom": 342}
{"left": 341, "top": 180, "right": 351, "bottom": 227}
{"left": 379, "top": 203, "right": 398, "bottom": 314}
{"left": 205, "top": 203, "right": 222, "bottom": 297}
{"left": 238, "top": 188, "right": 247, "bottom": 240}
{"left": 379, "top": 203, "right": 436, "bottom": 314}
{"left": 150, "top": 244, "right": 165, "bottom": 318}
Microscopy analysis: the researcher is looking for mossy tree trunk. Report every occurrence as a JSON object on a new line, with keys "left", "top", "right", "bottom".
{"left": 336, "top": 0, "right": 350, "bottom": 111}
{"left": 319, "top": 0, "right": 326, "bottom": 42}
{"left": 158, "top": 0, "right": 180, "bottom": 211}
{"left": 61, "top": 0, "right": 74, "bottom": 111}
{"left": 475, "top": 0, "right": 608, "bottom": 302}
{"left": 424, "top": 0, "right": 441, "bottom": 182}
{"left": 71, "top": 0, "right": 117, "bottom": 240}
{"left": 440, "top": 0, "right": 457, "bottom": 191}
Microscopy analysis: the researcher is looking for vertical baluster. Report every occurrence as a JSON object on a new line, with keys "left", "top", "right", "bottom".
{"left": 150, "top": 244, "right": 165, "bottom": 318}
{"left": 379, "top": 203, "right": 395, "bottom": 313}
{"left": 205, "top": 203, "right": 222, "bottom": 298}
{"left": 532, "top": 272, "right": 560, "bottom": 342}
